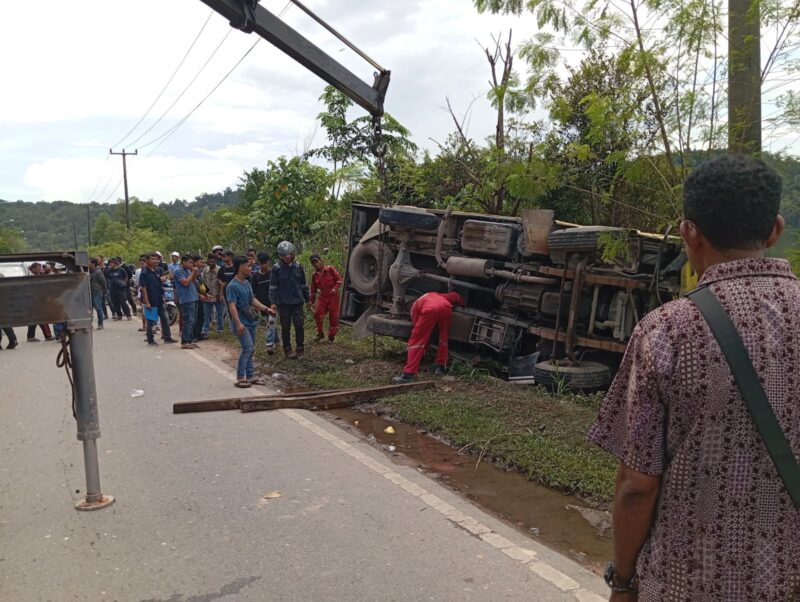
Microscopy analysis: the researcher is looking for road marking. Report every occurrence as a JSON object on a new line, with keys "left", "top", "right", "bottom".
{"left": 282, "top": 408, "right": 603, "bottom": 600}
{"left": 182, "top": 347, "right": 604, "bottom": 599}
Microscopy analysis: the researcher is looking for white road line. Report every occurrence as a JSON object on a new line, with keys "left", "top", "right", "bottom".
{"left": 282, "top": 408, "right": 602, "bottom": 600}
{"left": 183, "top": 347, "right": 604, "bottom": 600}
{"left": 185, "top": 349, "right": 267, "bottom": 396}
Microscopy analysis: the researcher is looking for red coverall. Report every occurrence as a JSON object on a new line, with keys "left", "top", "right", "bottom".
{"left": 402, "top": 292, "right": 465, "bottom": 375}
{"left": 310, "top": 265, "right": 344, "bottom": 338}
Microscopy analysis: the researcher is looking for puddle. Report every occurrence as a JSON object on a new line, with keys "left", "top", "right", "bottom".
{"left": 327, "top": 408, "right": 611, "bottom": 571}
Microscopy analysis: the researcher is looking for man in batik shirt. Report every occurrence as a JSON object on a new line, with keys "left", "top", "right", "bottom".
{"left": 589, "top": 155, "right": 799, "bottom": 601}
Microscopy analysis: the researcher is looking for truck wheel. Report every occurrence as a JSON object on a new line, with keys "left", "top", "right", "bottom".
{"left": 533, "top": 360, "right": 611, "bottom": 390}
{"left": 366, "top": 314, "right": 414, "bottom": 339}
{"left": 379, "top": 207, "right": 441, "bottom": 231}
{"left": 348, "top": 240, "right": 395, "bottom": 296}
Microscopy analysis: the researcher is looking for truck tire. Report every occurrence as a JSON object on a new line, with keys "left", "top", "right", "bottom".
{"left": 348, "top": 240, "right": 395, "bottom": 296}
{"left": 367, "top": 314, "right": 414, "bottom": 339}
{"left": 533, "top": 360, "right": 611, "bottom": 390}
{"left": 379, "top": 206, "right": 441, "bottom": 231}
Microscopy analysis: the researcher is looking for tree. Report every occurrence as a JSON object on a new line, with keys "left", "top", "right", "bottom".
{"left": 307, "top": 86, "right": 417, "bottom": 199}
{"left": 247, "top": 157, "right": 333, "bottom": 248}
{"left": 0, "top": 227, "right": 26, "bottom": 253}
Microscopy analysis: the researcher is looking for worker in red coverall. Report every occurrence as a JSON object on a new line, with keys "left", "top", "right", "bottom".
{"left": 392, "top": 291, "right": 465, "bottom": 383}
{"left": 309, "top": 254, "right": 344, "bottom": 342}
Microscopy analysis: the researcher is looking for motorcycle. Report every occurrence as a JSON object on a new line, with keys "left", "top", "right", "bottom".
{"left": 162, "top": 280, "right": 178, "bottom": 325}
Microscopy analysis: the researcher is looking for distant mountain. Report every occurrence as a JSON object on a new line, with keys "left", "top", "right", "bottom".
{"left": 0, "top": 188, "right": 241, "bottom": 251}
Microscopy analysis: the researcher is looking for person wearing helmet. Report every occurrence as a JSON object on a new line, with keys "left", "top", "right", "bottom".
{"left": 269, "top": 241, "right": 309, "bottom": 359}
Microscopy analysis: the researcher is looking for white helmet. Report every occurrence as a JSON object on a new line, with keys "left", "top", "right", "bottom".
{"left": 277, "top": 241, "right": 295, "bottom": 257}
{"left": 211, "top": 245, "right": 223, "bottom": 252}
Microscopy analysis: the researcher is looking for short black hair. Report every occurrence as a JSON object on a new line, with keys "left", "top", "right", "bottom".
{"left": 684, "top": 155, "right": 783, "bottom": 250}
{"left": 247, "top": 248, "right": 257, "bottom": 254}
{"left": 223, "top": 250, "right": 234, "bottom": 257}
{"left": 310, "top": 254, "right": 322, "bottom": 263}
{"left": 207, "top": 252, "right": 217, "bottom": 261}
{"left": 147, "top": 252, "right": 160, "bottom": 260}
{"left": 181, "top": 255, "right": 193, "bottom": 263}
{"left": 257, "top": 252, "right": 271, "bottom": 263}
{"left": 190, "top": 253, "right": 202, "bottom": 262}
{"left": 233, "top": 255, "right": 249, "bottom": 275}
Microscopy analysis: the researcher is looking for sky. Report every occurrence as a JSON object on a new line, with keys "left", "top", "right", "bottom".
{"left": 1, "top": 0, "right": 797, "bottom": 206}
{"left": 0, "top": 0, "right": 544, "bottom": 205}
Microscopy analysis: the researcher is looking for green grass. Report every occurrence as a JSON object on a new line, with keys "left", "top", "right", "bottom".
{"left": 224, "top": 313, "right": 616, "bottom": 503}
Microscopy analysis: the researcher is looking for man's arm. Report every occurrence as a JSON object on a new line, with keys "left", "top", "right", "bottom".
{"left": 141, "top": 278, "right": 151, "bottom": 308}
{"left": 309, "top": 273, "right": 318, "bottom": 304}
{"left": 177, "top": 268, "right": 196, "bottom": 286}
{"left": 610, "top": 464, "right": 661, "bottom": 593}
{"left": 332, "top": 267, "right": 343, "bottom": 290}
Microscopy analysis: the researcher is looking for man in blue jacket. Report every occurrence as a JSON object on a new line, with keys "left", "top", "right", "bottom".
{"left": 269, "top": 241, "right": 309, "bottom": 359}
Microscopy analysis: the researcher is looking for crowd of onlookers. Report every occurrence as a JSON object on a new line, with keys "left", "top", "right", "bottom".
{"left": 83, "top": 241, "right": 343, "bottom": 388}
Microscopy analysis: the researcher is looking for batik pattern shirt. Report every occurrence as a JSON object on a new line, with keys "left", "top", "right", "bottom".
{"left": 588, "top": 258, "right": 800, "bottom": 602}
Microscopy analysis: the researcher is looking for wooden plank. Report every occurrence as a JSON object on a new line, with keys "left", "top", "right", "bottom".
{"left": 172, "top": 388, "right": 342, "bottom": 414}
{"left": 239, "top": 381, "right": 435, "bottom": 413}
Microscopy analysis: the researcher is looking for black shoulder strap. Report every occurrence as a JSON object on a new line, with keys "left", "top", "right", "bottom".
{"left": 687, "top": 285, "right": 800, "bottom": 509}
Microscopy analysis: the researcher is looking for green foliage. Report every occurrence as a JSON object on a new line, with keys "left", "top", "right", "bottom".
{"left": 89, "top": 228, "right": 167, "bottom": 261}
{"left": 246, "top": 156, "right": 334, "bottom": 249}
{"left": 0, "top": 227, "right": 26, "bottom": 253}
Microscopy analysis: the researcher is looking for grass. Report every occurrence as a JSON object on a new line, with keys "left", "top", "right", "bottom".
{"left": 221, "top": 313, "right": 617, "bottom": 504}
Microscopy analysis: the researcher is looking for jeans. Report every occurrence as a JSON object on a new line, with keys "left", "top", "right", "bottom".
{"left": 278, "top": 303, "right": 304, "bottom": 351}
{"left": 91, "top": 293, "right": 105, "bottom": 325}
{"left": 266, "top": 315, "right": 277, "bottom": 347}
{"left": 180, "top": 301, "right": 198, "bottom": 344}
{"left": 110, "top": 288, "right": 131, "bottom": 318}
{"left": 202, "top": 301, "right": 225, "bottom": 334}
{"left": 157, "top": 305, "right": 174, "bottom": 341}
{"left": 1, "top": 327, "right": 17, "bottom": 346}
{"left": 232, "top": 321, "right": 258, "bottom": 379}
{"left": 27, "top": 324, "right": 52, "bottom": 340}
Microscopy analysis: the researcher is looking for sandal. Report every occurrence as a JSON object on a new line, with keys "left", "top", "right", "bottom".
{"left": 234, "top": 379, "right": 252, "bottom": 388}
{"left": 247, "top": 377, "right": 267, "bottom": 385}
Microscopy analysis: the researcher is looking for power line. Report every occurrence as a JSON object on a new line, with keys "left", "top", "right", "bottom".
{"left": 84, "top": 155, "right": 111, "bottom": 204}
{"left": 126, "top": 28, "right": 233, "bottom": 149}
{"left": 143, "top": 38, "right": 262, "bottom": 156}
{"left": 89, "top": 162, "right": 121, "bottom": 206}
{"left": 110, "top": 11, "right": 214, "bottom": 150}
{"left": 100, "top": 179, "right": 124, "bottom": 205}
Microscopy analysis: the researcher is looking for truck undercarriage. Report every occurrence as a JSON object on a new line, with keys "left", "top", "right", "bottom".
{"left": 341, "top": 204, "right": 692, "bottom": 389}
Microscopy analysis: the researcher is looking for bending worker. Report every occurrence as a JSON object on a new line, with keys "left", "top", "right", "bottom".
{"left": 393, "top": 291, "right": 465, "bottom": 383}
{"left": 309, "top": 254, "right": 344, "bottom": 343}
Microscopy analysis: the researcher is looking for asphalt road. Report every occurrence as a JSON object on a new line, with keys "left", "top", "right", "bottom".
{"left": 0, "top": 320, "right": 607, "bottom": 602}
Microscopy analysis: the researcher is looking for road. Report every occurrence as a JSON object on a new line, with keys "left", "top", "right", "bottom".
{"left": 0, "top": 320, "right": 607, "bottom": 601}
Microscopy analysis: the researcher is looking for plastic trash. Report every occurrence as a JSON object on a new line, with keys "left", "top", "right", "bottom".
{"left": 388, "top": 444, "right": 396, "bottom": 452}
{"left": 383, "top": 426, "right": 396, "bottom": 434}
{"left": 130, "top": 389, "right": 144, "bottom": 398}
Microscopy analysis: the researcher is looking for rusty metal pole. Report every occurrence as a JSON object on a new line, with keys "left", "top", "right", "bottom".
{"left": 69, "top": 328, "right": 115, "bottom": 511}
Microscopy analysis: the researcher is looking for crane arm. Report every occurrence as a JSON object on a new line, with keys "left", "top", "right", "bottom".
{"left": 197, "top": 0, "right": 389, "bottom": 116}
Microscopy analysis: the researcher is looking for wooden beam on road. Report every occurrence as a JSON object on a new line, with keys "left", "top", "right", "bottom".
{"left": 173, "top": 382, "right": 435, "bottom": 414}
{"left": 172, "top": 389, "right": 342, "bottom": 414}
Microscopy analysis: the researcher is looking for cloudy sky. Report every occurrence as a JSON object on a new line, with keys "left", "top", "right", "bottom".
{"left": 1, "top": 0, "right": 797, "bottom": 206}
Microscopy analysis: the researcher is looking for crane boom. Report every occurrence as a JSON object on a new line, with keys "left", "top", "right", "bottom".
{"left": 197, "top": 0, "right": 390, "bottom": 116}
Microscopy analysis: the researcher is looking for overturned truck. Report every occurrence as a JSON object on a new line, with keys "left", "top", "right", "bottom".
{"left": 341, "top": 204, "right": 695, "bottom": 389}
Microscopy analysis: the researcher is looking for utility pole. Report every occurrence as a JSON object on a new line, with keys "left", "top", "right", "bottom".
{"left": 109, "top": 148, "right": 138, "bottom": 230}
{"left": 87, "top": 204, "right": 91, "bottom": 247}
{"left": 728, "top": 0, "right": 761, "bottom": 154}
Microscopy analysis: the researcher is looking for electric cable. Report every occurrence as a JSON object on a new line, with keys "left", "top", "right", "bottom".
{"left": 143, "top": 38, "right": 262, "bottom": 156}
{"left": 126, "top": 28, "right": 233, "bottom": 149}
{"left": 111, "top": 11, "right": 214, "bottom": 150}
{"left": 84, "top": 155, "right": 111, "bottom": 204}
{"left": 89, "top": 163, "right": 121, "bottom": 206}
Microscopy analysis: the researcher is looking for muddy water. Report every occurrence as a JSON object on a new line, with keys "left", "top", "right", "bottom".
{"left": 327, "top": 408, "right": 611, "bottom": 571}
